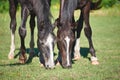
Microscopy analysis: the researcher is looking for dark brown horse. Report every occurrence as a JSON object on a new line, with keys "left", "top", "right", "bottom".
{"left": 8, "top": 0, "right": 55, "bottom": 69}
{"left": 55, "top": 0, "right": 101, "bottom": 68}
{"left": 56, "top": 0, "right": 76, "bottom": 68}
{"left": 73, "top": 0, "right": 101, "bottom": 65}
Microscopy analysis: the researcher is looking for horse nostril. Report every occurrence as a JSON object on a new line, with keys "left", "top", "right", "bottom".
{"left": 45, "top": 65, "right": 49, "bottom": 69}
{"left": 45, "top": 65, "right": 55, "bottom": 69}
{"left": 62, "top": 64, "right": 72, "bottom": 69}
{"left": 47, "top": 65, "right": 49, "bottom": 68}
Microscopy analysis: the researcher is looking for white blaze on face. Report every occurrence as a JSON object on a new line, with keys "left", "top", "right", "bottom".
{"left": 64, "top": 36, "right": 70, "bottom": 66}
{"left": 45, "top": 34, "right": 54, "bottom": 68}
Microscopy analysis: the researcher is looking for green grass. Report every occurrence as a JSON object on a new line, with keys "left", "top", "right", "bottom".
{"left": 0, "top": 4, "right": 120, "bottom": 80}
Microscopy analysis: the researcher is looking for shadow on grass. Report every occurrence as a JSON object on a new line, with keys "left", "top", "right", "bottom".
{"left": 14, "top": 48, "right": 40, "bottom": 64}
{"left": 72, "top": 47, "right": 90, "bottom": 60}
{"left": 80, "top": 47, "right": 89, "bottom": 58}
{"left": 0, "top": 48, "right": 39, "bottom": 67}
{"left": 14, "top": 48, "right": 39, "bottom": 58}
{"left": 0, "top": 62, "right": 25, "bottom": 67}
{"left": 0, "top": 47, "right": 90, "bottom": 67}
{"left": 55, "top": 47, "right": 90, "bottom": 67}
{"left": 80, "top": 47, "right": 91, "bottom": 61}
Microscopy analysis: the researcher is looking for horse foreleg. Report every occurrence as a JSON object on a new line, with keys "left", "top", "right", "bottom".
{"left": 26, "top": 13, "right": 36, "bottom": 63}
{"left": 8, "top": 0, "right": 18, "bottom": 59}
{"left": 73, "top": 11, "right": 83, "bottom": 60}
{"left": 19, "top": 6, "right": 29, "bottom": 63}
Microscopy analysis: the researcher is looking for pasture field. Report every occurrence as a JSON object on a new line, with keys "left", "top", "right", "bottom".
{"left": 0, "top": 2, "right": 120, "bottom": 80}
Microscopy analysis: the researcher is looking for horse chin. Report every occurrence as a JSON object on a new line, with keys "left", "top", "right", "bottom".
{"left": 61, "top": 57, "right": 72, "bottom": 69}
{"left": 44, "top": 52, "right": 55, "bottom": 69}
{"left": 45, "top": 64, "right": 55, "bottom": 69}
{"left": 62, "top": 64, "right": 72, "bottom": 69}
{"left": 39, "top": 50, "right": 55, "bottom": 69}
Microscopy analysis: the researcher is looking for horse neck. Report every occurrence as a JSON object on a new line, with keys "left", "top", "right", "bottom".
{"left": 60, "top": 0, "right": 77, "bottom": 26}
{"left": 34, "top": 0, "right": 52, "bottom": 32}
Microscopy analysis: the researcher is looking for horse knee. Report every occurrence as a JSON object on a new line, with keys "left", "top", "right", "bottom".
{"left": 84, "top": 26, "right": 92, "bottom": 38}
{"left": 10, "top": 20, "right": 16, "bottom": 33}
{"left": 19, "top": 27, "right": 26, "bottom": 38}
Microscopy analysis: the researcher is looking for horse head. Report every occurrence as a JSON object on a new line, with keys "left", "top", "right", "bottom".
{"left": 37, "top": 21, "right": 56, "bottom": 69}
{"left": 57, "top": 21, "right": 75, "bottom": 68}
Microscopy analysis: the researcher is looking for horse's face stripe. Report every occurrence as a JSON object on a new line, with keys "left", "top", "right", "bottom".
{"left": 45, "top": 33, "right": 55, "bottom": 68}
{"left": 64, "top": 36, "right": 70, "bottom": 66}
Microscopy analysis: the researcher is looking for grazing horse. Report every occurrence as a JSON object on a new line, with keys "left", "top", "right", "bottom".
{"left": 56, "top": 0, "right": 76, "bottom": 68}
{"left": 8, "top": 0, "right": 55, "bottom": 69}
{"left": 55, "top": 0, "right": 101, "bottom": 67}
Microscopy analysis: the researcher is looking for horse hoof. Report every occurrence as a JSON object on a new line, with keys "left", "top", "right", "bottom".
{"left": 91, "top": 60, "right": 99, "bottom": 65}
{"left": 56, "top": 62, "right": 60, "bottom": 66}
{"left": 40, "top": 64, "right": 44, "bottom": 67}
{"left": 19, "top": 61, "right": 25, "bottom": 64}
{"left": 19, "top": 55, "right": 27, "bottom": 64}
{"left": 73, "top": 56, "right": 80, "bottom": 60}
{"left": 8, "top": 54, "right": 14, "bottom": 59}
{"left": 19, "top": 59, "right": 26, "bottom": 64}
